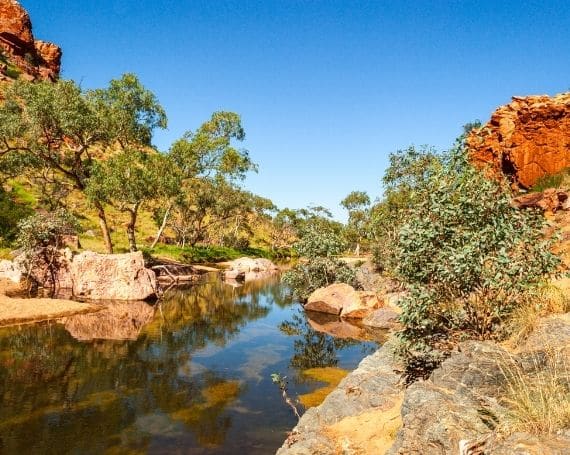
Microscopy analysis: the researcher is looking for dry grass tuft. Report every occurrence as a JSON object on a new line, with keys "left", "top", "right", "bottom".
{"left": 506, "top": 283, "right": 570, "bottom": 347}
{"left": 498, "top": 347, "right": 570, "bottom": 436}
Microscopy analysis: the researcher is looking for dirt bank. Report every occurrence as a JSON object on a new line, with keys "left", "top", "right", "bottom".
{"left": 0, "top": 280, "right": 99, "bottom": 327}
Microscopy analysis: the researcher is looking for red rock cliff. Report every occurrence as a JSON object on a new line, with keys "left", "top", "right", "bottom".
{"left": 0, "top": 0, "right": 61, "bottom": 81}
{"left": 466, "top": 92, "right": 570, "bottom": 188}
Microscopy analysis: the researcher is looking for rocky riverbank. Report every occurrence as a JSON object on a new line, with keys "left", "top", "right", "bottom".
{"left": 278, "top": 312, "right": 570, "bottom": 454}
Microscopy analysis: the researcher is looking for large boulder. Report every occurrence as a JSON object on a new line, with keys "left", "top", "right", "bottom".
{"left": 362, "top": 307, "right": 401, "bottom": 330}
{"left": 304, "top": 283, "right": 356, "bottom": 315}
{"left": 223, "top": 257, "right": 278, "bottom": 282}
{"left": 71, "top": 251, "right": 157, "bottom": 301}
{"left": 304, "top": 283, "right": 382, "bottom": 319}
{"left": 467, "top": 92, "right": 570, "bottom": 188}
{"left": 342, "top": 290, "right": 382, "bottom": 319}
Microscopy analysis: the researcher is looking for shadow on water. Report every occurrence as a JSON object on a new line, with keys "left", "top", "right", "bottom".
{"left": 0, "top": 274, "right": 380, "bottom": 454}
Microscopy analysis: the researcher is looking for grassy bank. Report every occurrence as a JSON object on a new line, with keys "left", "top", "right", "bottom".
{"left": 143, "top": 244, "right": 294, "bottom": 264}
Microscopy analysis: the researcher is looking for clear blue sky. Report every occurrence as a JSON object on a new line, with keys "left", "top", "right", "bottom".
{"left": 23, "top": 0, "right": 570, "bottom": 219}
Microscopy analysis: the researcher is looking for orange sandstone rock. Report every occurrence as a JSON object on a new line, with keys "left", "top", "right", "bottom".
{"left": 467, "top": 92, "right": 570, "bottom": 188}
{"left": 0, "top": 0, "right": 61, "bottom": 81}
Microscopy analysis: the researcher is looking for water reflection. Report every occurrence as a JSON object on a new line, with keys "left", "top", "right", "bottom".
{"left": 62, "top": 301, "right": 156, "bottom": 341}
{"left": 0, "top": 274, "right": 377, "bottom": 454}
{"left": 279, "top": 309, "right": 373, "bottom": 370}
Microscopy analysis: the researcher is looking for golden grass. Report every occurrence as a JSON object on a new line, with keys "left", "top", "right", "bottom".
{"left": 498, "top": 347, "right": 570, "bottom": 436}
{"left": 506, "top": 282, "right": 570, "bottom": 347}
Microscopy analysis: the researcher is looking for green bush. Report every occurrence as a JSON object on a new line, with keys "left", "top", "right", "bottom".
{"left": 16, "top": 209, "right": 78, "bottom": 291}
{"left": 282, "top": 226, "right": 358, "bottom": 301}
{"left": 391, "top": 142, "right": 560, "bottom": 379}
{"left": 0, "top": 189, "right": 33, "bottom": 245}
{"left": 282, "top": 257, "right": 359, "bottom": 301}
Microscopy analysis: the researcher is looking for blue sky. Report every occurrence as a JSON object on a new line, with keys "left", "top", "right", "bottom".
{"left": 23, "top": 0, "right": 570, "bottom": 219}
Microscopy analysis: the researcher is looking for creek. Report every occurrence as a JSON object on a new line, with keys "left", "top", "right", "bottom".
{"left": 0, "top": 273, "right": 381, "bottom": 454}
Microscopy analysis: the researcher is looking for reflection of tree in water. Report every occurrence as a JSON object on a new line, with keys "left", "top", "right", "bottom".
{"left": 279, "top": 309, "right": 367, "bottom": 370}
{"left": 0, "top": 276, "right": 280, "bottom": 453}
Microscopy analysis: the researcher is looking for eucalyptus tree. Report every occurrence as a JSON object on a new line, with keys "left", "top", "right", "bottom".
{"left": 0, "top": 74, "right": 167, "bottom": 253}
{"left": 86, "top": 150, "right": 180, "bottom": 252}
{"left": 341, "top": 190, "right": 371, "bottom": 256}
{"left": 151, "top": 111, "right": 257, "bottom": 247}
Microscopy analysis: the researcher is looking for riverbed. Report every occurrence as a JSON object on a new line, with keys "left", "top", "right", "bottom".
{"left": 0, "top": 274, "right": 380, "bottom": 454}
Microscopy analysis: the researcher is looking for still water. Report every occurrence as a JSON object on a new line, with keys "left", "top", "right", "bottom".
{"left": 0, "top": 274, "right": 380, "bottom": 454}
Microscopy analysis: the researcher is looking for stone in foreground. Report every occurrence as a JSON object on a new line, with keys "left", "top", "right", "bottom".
{"left": 71, "top": 251, "right": 157, "bottom": 300}
{"left": 304, "top": 283, "right": 356, "bottom": 315}
{"left": 304, "top": 283, "right": 382, "bottom": 318}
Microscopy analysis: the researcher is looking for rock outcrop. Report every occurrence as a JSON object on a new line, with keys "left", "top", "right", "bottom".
{"left": 0, "top": 0, "right": 61, "bottom": 81}
{"left": 277, "top": 339, "right": 404, "bottom": 455}
{"left": 389, "top": 314, "right": 570, "bottom": 454}
{"left": 304, "top": 283, "right": 383, "bottom": 319}
{"left": 0, "top": 259, "right": 22, "bottom": 284}
{"left": 71, "top": 251, "right": 157, "bottom": 301}
{"left": 467, "top": 92, "right": 570, "bottom": 188}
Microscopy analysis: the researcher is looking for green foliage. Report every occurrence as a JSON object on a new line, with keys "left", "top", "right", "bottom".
{"left": 0, "top": 188, "right": 33, "bottom": 245}
{"left": 282, "top": 257, "right": 359, "bottom": 301}
{"left": 16, "top": 210, "right": 78, "bottom": 291}
{"left": 390, "top": 141, "right": 559, "bottom": 378}
{"left": 169, "top": 111, "right": 256, "bottom": 181}
{"left": 295, "top": 225, "right": 346, "bottom": 258}
{"left": 283, "top": 226, "right": 358, "bottom": 301}
{"left": 531, "top": 167, "right": 570, "bottom": 192}
{"left": 0, "top": 74, "right": 167, "bottom": 253}
{"left": 16, "top": 209, "right": 78, "bottom": 252}
{"left": 144, "top": 244, "right": 283, "bottom": 264}
{"left": 86, "top": 149, "right": 179, "bottom": 251}
{"left": 371, "top": 145, "right": 442, "bottom": 272}
{"left": 341, "top": 190, "right": 371, "bottom": 255}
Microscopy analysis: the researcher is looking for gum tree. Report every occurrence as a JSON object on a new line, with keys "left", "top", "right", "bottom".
{"left": 0, "top": 74, "right": 167, "bottom": 253}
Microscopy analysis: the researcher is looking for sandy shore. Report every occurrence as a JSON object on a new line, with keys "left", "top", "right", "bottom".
{"left": 0, "top": 280, "right": 99, "bottom": 327}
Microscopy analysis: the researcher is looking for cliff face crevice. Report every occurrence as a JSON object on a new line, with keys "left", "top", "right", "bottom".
{"left": 0, "top": 0, "right": 61, "bottom": 81}
{"left": 467, "top": 92, "right": 570, "bottom": 188}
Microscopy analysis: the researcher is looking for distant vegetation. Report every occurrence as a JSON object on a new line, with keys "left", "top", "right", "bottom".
{"left": 0, "top": 73, "right": 321, "bottom": 261}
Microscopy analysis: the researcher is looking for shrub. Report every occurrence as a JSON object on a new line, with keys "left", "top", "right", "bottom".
{"left": 282, "top": 226, "right": 358, "bottom": 301}
{"left": 392, "top": 141, "right": 560, "bottom": 378}
{"left": 0, "top": 188, "right": 33, "bottom": 245}
{"left": 16, "top": 209, "right": 78, "bottom": 292}
{"left": 282, "top": 257, "right": 359, "bottom": 301}
{"left": 531, "top": 167, "right": 570, "bottom": 192}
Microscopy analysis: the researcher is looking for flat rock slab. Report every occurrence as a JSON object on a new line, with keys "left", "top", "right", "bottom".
{"left": 0, "top": 295, "right": 98, "bottom": 327}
